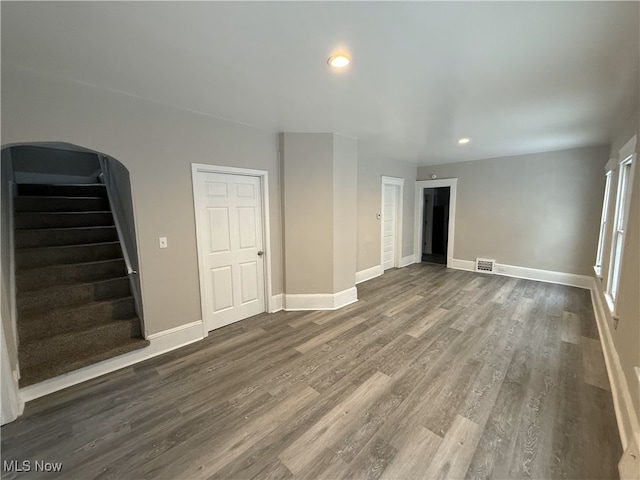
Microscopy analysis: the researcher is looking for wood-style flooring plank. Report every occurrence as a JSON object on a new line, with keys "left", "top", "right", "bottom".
{"left": 581, "top": 336, "right": 611, "bottom": 391}
{"left": 278, "top": 371, "right": 392, "bottom": 475}
{"left": 379, "top": 424, "right": 441, "bottom": 479}
{"left": 561, "top": 311, "right": 581, "bottom": 345}
{"left": 422, "top": 415, "right": 482, "bottom": 479}
{"left": 0, "top": 264, "right": 621, "bottom": 480}
{"left": 294, "top": 315, "right": 368, "bottom": 353}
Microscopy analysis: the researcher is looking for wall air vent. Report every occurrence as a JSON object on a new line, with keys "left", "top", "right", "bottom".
{"left": 475, "top": 258, "right": 496, "bottom": 273}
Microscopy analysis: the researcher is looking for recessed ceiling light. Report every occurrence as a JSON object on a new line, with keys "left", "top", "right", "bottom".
{"left": 458, "top": 138, "right": 471, "bottom": 145}
{"left": 328, "top": 54, "right": 351, "bottom": 68}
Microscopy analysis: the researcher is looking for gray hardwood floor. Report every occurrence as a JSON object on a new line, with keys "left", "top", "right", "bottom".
{"left": 1, "top": 264, "right": 621, "bottom": 479}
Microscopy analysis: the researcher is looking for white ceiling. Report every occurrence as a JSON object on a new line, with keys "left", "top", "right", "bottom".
{"left": 2, "top": 1, "right": 639, "bottom": 165}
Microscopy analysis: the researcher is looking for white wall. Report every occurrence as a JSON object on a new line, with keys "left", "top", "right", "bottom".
{"left": 417, "top": 145, "right": 610, "bottom": 276}
{"left": 281, "top": 133, "right": 335, "bottom": 295}
{"left": 357, "top": 152, "right": 417, "bottom": 272}
{"left": 1, "top": 66, "right": 283, "bottom": 335}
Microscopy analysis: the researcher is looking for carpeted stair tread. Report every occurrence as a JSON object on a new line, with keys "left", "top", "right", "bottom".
{"left": 17, "top": 276, "right": 131, "bottom": 314}
{"left": 15, "top": 196, "right": 110, "bottom": 213}
{"left": 18, "top": 184, "right": 108, "bottom": 197}
{"left": 18, "top": 256, "right": 126, "bottom": 274}
{"left": 15, "top": 225, "right": 118, "bottom": 248}
{"left": 18, "top": 337, "right": 150, "bottom": 388}
{"left": 17, "top": 258, "right": 127, "bottom": 292}
{"left": 13, "top": 181, "right": 146, "bottom": 387}
{"left": 16, "top": 241, "right": 123, "bottom": 268}
{"left": 19, "top": 297, "right": 136, "bottom": 342}
{"left": 14, "top": 211, "right": 114, "bottom": 229}
{"left": 20, "top": 310, "right": 138, "bottom": 341}
{"left": 19, "top": 317, "right": 144, "bottom": 370}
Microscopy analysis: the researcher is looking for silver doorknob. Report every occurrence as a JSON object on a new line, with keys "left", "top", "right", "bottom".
{"left": 257, "top": 251, "right": 264, "bottom": 256}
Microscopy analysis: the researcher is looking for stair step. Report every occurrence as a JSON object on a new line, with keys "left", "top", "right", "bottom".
{"left": 17, "top": 258, "right": 127, "bottom": 292}
{"left": 15, "top": 211, "right": 114, "bottom": 229}
{"left": 17, "top": 276, "right": 132, "bottom": 314}
{"left": 15, "top": 226, "right": 118, "bottom": 248}
{"left": 19, "top": 318, "right": 143, "bottom": 371}
{"left": 18, "top": 337, "right": 150, "bottom": 388}
{"left": 15, "top": 196, "right": 109, "bottom": 212}
{"left": 17, "top": 184, "right": 107, "bottom": 198}
{"left": 19, "top": 297, "right": 137, "bottom": 343}
{"left": 16, "top": 241, "right": 123, "bottom": 268}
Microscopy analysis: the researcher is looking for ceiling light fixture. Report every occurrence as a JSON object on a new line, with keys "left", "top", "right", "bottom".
{"left": 458, "top": 138, "right": 471, "bottom": 145}
{"left": 328, "top": 53, "right": 351, "bottom": 68}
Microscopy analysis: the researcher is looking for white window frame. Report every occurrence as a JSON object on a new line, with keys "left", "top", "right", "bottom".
{"left": 605, "top": 136, "right": 636, "bottom": 313}
{"left": 594, "top": 171, "right": 612, "bottom": 277}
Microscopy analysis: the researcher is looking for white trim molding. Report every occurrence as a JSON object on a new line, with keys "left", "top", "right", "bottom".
{"left": 414, "top": 178, "right": 458, "bottom": 268}
{"left": 146, "top": 320, "right": 204, "bottom": 356}
{"left": 619, "top": 135, "right": 637, "bottom": 161}
{"left": 356, "top": 264, "right": 383, "bottom": 284}
{"left": 9, "top": 181, "right": 18, "bottom": 360}
{"left": 450, "top": 258, "right": 475, "bottom": 271}
{"left": 270, "top": 294, "right": 284, "bottom": 313}
{"left": 450, "top": 258, "right": 592, "bottom": 289}
{"left": 284, "top": 287, "right": 358, "bottom": 311}
{"left": 191, "top": 163, "right": 274, "bottom": 337}
{"left": 20, "top": 321, "right": 205, "bottom": 403}
{"left": 591, "top": 278, "right": 640, "bottom": 452}
{"left": 494, "top": 263, "right": 592, "bottom": 289}
{"left": 381, "top": 176, "right": 404, "bottom": 270}
{"left": 399, "top": 254, "right": 415, "bottom": 268}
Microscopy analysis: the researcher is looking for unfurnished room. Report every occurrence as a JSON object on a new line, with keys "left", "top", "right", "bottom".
{"left": 0, "top": 2, "right": 639, "bottom": 479}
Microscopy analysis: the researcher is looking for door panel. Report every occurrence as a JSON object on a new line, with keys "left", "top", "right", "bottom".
{"left": 382, "top": 184, "right": 397, "bottom": 270}
{"left": 211, "top": 266, "right": 233, "bottom": 312}
{"left": 208, "top": 207, "right": 231, "bottom": 252}
{"left": 197, "top": 172, "right": 265, "bottom": 331}
{"left": 239, "top": 261, "right": 259, "bottom": 304}
{"left": 237, "top": 207, "right": 257, "bottom": 249}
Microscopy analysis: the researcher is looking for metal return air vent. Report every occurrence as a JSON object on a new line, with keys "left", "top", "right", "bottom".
{"left": 475, "top": 258, "right": 496, "bottom": 273}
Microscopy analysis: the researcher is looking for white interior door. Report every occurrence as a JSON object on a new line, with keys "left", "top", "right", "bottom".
{"left": 382, "top": 184, "right": 398, "bottom": 270}
{"left": 195, "top": 172, "right": 265, "bottom": 331}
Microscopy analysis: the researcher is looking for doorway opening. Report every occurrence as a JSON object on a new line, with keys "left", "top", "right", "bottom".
{"left": 414, "top": 178, "right": 457, "bottom": 268}
{"left": 422, "top": 187, "right": 450, "bottom": 265}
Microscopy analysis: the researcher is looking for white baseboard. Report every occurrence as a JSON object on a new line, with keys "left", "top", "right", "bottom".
{"left": 496, "top": 263, "right": 592, "bottom": 289}
{"left": 590, "top": 278, "right": 640, "bottom": 452}
{"left": 284, "top": 287, "right": 358, "bottom": 311}
{"left": 399, "top": 254, "right": 415, "bottom": 268}
{"left": 356, "top": 265, "right": 383, "bottom": 284}
{"left": 270, "top": 294, "right": 284, "bottom": 313}
{"left": 450, "top": 258, "right": 475, "bottom": 271}
{"left": 20, "top": 320, "right": 204, "bottom": 402}
{"left": 146, "top": 320, "right": 204, "bottom": 357}
{"left": 450, "top": 258, "right": 592, "bottom": 289}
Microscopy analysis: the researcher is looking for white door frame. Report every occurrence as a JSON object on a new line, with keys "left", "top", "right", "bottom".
{"left": 381, "top": 176, "right": 404, "bottom": 270}
{"left": 414, "top": 178, "right": 458, "bottom": 268}
{"left": 191, "top": 163, "right": 274, "bottom": 338}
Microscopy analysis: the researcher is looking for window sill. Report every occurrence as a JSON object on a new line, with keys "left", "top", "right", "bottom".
{"left": 593, "top": 265, "right": 603, "bottom": 280}
{"left": 604, "top": 293, "right": 618, "bottom": 318}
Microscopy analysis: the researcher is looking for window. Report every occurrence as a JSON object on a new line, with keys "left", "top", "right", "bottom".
{"left": 595, "top": 171, "right": 612, "bottom": 275}
{"left": 606, "top": 150, "right": 635, "bottom": 308}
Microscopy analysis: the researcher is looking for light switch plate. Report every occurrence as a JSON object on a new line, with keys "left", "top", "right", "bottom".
{"left": 159, "top": 237, "right": 168, "bottom": 249}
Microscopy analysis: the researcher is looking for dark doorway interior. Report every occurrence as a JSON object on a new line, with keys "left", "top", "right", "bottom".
{"left": 422, "top": 187, "right": 450, "bottom": 265}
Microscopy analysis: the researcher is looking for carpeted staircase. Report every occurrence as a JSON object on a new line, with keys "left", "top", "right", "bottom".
{"left": 14, "top": 183, "right": 149, "bottom": 387}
